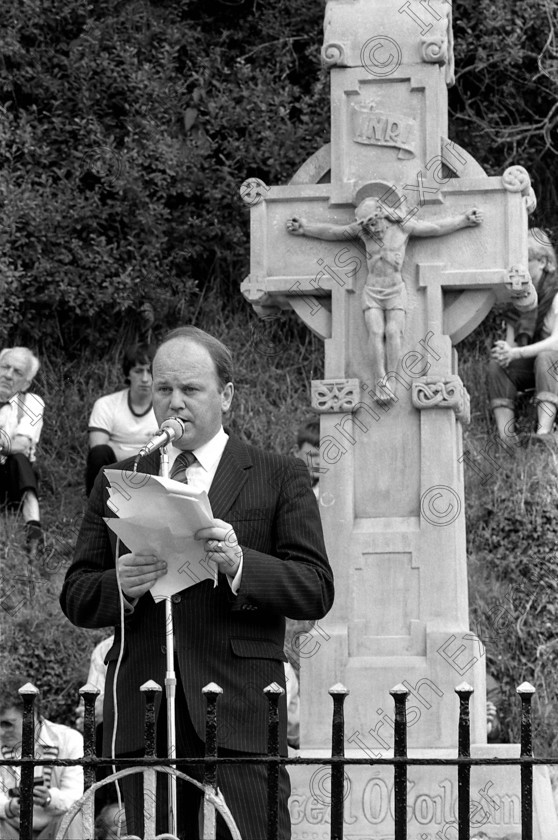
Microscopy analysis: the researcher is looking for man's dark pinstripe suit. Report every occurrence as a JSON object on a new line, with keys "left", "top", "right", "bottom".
{"left": 60, "top": 433, "right": 334, "bottom": 839}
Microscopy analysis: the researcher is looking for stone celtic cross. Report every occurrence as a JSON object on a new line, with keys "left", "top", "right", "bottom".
{"left": 241, "top": 0, "right": 534, "bottom": 756}
{"left": 240, "top": 3, "right": 558, "bottom": 837}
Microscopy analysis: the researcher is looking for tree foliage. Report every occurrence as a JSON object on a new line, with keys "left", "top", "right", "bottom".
{"left": 0, "top": 0, "right": 329, "bottom": 353}
{"left": 451, "top": 0, "right": 558, "bottom": 224}
{"left": 1, "top": 0, "right": 555, "bottom": 354}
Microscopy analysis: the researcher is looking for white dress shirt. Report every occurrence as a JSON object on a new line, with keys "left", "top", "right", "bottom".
{"left": 167, "top": 427, "right": 243, "bottom": 591}
{"left": 0, "top": 392, "right": 44, "bottom": 463}
{"left": 167, "top": 426, "right": 229, "bottom": 492}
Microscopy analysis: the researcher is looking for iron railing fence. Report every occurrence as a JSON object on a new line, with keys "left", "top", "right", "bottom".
{"left": 1, "top": 678, "right": 553, "bottom": 840}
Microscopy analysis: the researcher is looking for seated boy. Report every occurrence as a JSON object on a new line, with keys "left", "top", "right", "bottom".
{"left": 86, "top": 343, "right": 158, "bottom": 494}
{"left": 293, "top": 416, "right": 321, "bottom": 496}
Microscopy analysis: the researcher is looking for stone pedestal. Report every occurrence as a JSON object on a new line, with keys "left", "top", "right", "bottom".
{"left": 299, "top": 623, "right": 488, "bottom": 753}
{"left": 289, "top": 746, "right": 558, "bottom": 840}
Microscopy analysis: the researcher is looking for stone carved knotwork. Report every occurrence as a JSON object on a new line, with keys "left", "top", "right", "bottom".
{"left": 312, "top": 379, "right": 360, "bottom": 413}
{"left": 412, "top": 377, "right": 471, "bottom": 425}
{"left": 502, "top": 165, "right": 537, "bottom": 215}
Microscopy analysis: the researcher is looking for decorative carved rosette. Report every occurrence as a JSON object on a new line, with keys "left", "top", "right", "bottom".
{"left": 239, "top": 177, "right": 269, "bottom": 207}
{"left": 420, "top": 7, "right": 451, "bottom": 60}
{"left": 502, "top": 165, "right": 537, "bottom": 215}
{"left": 312, "top": 378, "right": 360, "bottom": 413}
{"left": 505, "top": 265, "right": 532, "bottom": 298}
{"left": 412, "top": 377, "right": 470, "bottom": 425}
{"left": 417, "top": 3, "right": 454, "bottom": 85}
{"left": 502, "top": 165, "right": 531, "bottom": 193}
{"left": 421, "top": 35, "right": 447, "bottom": 64}
{"left": 321, "top": 41, "right": 347, "bottom": 67}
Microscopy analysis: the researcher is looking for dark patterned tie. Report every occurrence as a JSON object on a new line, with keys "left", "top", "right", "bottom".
{"left": 170, "top": 450, "right": 196, "bottom": 483}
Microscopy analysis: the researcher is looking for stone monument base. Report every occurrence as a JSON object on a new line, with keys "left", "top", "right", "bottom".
{"left": 288, "top": 745, "right": 558, "bottom": 840}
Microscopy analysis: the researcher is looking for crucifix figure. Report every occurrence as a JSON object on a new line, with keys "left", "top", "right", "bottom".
{"left": 287, "top": 191, "right": 483, "bottom": 402}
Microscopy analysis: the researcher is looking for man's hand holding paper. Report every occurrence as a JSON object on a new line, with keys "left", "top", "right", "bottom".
{"left": 104, "top": 469, "right": 223, "bottom": 600}
{"left": 117, "top": 551, "right": 167, "bottom": 599}
{"left": 195, "top": 518, "right": 243, "bottom": 580}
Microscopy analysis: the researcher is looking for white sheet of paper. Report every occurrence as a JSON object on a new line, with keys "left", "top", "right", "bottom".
{"left": 103, "top": 469, "right": 217, "bottom": 601}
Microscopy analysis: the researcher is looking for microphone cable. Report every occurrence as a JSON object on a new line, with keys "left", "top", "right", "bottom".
{"left": 110, "top": 535, "right": 128, "bottom": 840}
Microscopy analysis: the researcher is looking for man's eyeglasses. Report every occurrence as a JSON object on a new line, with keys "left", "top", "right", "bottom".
{"left": 0, "top": 720, "right": 15, "bottom": 730}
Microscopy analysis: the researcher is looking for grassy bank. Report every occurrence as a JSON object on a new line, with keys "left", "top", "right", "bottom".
{"left": 460, "top": 337, "right": 558, "bottom": 752}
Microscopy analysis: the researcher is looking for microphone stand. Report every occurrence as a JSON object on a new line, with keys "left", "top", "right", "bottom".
{"left": 160, "top": 445, "right": 178, "bottom": 838}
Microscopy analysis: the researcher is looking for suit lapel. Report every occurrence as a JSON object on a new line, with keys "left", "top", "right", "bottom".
{"left": 208, "top": 435, "right": 252, "bottom": 519}
{"left": 137, "top": 451, "right": 162, "bottom": 476}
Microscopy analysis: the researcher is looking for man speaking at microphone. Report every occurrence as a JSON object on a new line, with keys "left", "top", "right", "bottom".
{"left": 60, "top": 326, "right": 334, "bottom": 840}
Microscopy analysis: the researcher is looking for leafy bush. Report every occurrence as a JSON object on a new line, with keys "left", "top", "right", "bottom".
{"left": 1, "top": 0, "right": 556, "bottom": 353}
{"left": 0, "top": 0, "right": 329, "bottom": 353}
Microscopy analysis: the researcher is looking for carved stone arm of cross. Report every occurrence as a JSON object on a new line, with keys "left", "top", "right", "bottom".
{"left": 286, "top": 216, "right": 360, "bottom": 241}
{"left": 405, "top": 208, "right": 483, "bottom": 238}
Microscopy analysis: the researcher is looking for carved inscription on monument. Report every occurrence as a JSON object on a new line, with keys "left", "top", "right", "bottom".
{"left": 289, "top": 769, "right": 521, "bottom": 840}
{"left": 351, "top": 100, "right": 416, "bottom": 158}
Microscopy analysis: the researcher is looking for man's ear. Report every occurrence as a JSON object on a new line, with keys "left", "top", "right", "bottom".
{"left": 221, "top": 382, "right": 234, "bottom": 412}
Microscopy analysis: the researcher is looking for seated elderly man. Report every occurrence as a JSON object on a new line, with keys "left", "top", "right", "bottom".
{"left": 0, "top": 348, "right": 45, "bottom": 559}
{"left": 0, "top": 676, "right": 84, "bottom": 840}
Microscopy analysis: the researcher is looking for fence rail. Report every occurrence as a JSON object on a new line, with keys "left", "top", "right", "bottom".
{"left": 2, "top": 678, "right": 554, "bottom": 840}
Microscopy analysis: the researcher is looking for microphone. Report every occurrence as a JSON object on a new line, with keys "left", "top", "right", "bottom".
{"left": 137, "top": 417, "right": 186, "bottom": 458}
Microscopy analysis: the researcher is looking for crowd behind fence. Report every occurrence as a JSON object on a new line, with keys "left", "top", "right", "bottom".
{"left": 2, "top": 678, "right": 552, "bottom": 840}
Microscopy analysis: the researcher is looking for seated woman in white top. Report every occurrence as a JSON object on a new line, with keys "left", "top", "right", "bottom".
{"left": 86, "top": 344, "right": 158, "bottom": 494}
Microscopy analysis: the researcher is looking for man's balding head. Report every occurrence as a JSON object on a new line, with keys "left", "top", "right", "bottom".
{"left": 152, "top": 329, "right": 234, "bottom": 451}
{"left": 158, "top": 327, "right": 233, "bottom": 390}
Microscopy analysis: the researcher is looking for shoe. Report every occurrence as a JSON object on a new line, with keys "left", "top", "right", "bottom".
{"left": 27, "top": 538, "right": 40, "bottom": 563}
{"left": 25, "top": 520, "right": 43, "bottom": 563}
{"left": 502, "top": 433, "right": 522, "bottom": 449}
